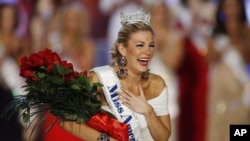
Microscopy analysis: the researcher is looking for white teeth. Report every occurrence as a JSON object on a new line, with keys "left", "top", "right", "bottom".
{"left": 138, "top": 58, "right": 149, "bottom": 61}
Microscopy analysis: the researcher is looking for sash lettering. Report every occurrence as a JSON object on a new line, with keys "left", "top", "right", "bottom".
{"left": 92, "top": 66, "right": 143, "bottom": 141}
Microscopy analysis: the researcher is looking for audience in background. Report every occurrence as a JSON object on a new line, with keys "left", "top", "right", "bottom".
{"left": 206, "top": 0, "right": 250, "bottom": 141}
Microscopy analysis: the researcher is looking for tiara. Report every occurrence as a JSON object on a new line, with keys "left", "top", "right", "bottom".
{"left": 120, "top": 9, "right": 151, "bottom": 25}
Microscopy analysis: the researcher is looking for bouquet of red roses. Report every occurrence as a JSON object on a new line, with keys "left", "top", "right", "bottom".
{"left": 2, "top": 49, "right": 128, "bottom": 141}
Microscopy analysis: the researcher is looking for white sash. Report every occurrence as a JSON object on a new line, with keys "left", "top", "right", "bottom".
{"left": 91, "top": 66, "right": 143, "bottom": 141}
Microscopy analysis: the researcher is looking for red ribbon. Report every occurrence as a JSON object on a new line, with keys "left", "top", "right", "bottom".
{"left": 86, "top": 112, "right": 128, "bottom": 141}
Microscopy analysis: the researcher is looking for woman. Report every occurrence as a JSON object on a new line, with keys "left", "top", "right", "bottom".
{"left": 0, "top": 3, "right": 34, "bottom": 141}
{"left": 46, "top": 2, "right": 95, "bottom": 72}
{"left": 61, "top": 9, "right": 171, "bottom": 141}
{"left": 206, "top": 0, "right": 250, "bottom": 141}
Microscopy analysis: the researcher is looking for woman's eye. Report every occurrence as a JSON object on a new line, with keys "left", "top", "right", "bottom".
{"left": 149, "top": 45, "right": 155, "bottom": 48}
{"left": 136, "top": 44, "right": 143, "bottom": 47}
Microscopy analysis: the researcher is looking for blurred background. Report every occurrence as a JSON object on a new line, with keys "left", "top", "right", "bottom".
{"left": 0, "top": 0, "right": 249, "bottom": 141}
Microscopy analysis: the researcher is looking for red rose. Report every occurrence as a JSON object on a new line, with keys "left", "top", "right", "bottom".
{"left": 83, "top": 71, "right": 88, "bottom": 77}
{"left": 29, "top": 53, "right": 44, "bottom": 67}
{"left": 75, "top": 71, "right": 88, "bottom": 77}
{"left": 20, "top": 56, "right": 29, "bottom": 69}
{"left": 20, "top": 53, "right": 44, "bottom": 70}
{"left": 64, "top": 71, "right": 75, "bottom": 80}
{"left": 38, "top": 48, "right": 52, "bottom": 58}
{"left": 61, "top": 61, "right": 73, "bottom": 70}
{"left": 20, "top": 69, "right": 34, "bottom": 78}
{"left": 44, "top": 52, "right": 61, "bottom": 66}
{"left": 46, "top": 63, "right": 54, "bottom": 73}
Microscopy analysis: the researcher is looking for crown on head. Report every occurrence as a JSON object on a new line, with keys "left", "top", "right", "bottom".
{"left": 120, "top": 9, "right": 151, "bottom": 25}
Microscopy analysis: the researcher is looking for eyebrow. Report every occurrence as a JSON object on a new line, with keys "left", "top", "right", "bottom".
{"left": 135, "top": 41, "right": 155, "bottom": 44}
{"left": 136, "top": 41, "right": 145, "bottom": 44}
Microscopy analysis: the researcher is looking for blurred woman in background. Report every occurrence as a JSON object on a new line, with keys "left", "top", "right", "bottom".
{"left": 176, "top": 1, "right": 213, "bottom": 141}
{"left": 206, "top": 0, "right": 250, "bottom": 140}
{"left": 29, "top": 0, "right": 58, "bottom": 53}
{"left": 46, "top": 1, "right": 95, "bottom": 72}
{"left": 0, "top": 3, "right": 30, "bottom": 141}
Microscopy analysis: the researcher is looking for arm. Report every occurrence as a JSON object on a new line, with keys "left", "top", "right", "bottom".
{"left": 60, "top": 72, "right": 117, "bottom": 141}
{"left": 205, "top": 38, "right": 221, "bottom": 64}
{"left": 119, "top": 84, "right": 171, "bottom": 140}
{"left": 144, "top": 106, "right": 171, "bottom": 141}
{"left": 60, "top": 121, "right": 107, "bottom": 140}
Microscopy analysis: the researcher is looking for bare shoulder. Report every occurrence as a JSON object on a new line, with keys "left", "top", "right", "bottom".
{"left": 88, "top": 71, "right": 100, "bottom": 84}
{"left": 149, "top": 73, "right": 166, "bottom": 90}
{"left": 144, "top": 73, "right": 166, "bottom": 99}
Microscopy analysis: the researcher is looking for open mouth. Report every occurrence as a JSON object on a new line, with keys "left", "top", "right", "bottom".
{"left": 137, "top": 58, "right": 149, "bottom": 66}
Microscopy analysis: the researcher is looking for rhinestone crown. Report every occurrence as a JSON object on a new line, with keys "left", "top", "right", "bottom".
{"left": 120, "top": 9, "right": 151, "bottom": 25}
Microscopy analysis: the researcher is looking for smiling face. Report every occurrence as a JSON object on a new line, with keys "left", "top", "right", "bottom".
{"left": 118, "top": 31, "right": 155, "bottom": 74}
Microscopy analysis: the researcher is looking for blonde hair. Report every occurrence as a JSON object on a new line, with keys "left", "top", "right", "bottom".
{"left": 57, "top": 2, "right": 89, "bottom": 38}
{"left": 110, "top": 22, "right": 154, "bottom": 66}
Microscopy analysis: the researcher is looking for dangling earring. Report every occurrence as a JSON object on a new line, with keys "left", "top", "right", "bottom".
{"left": 117, "top": 56, "right": 128, "bottom": 79}
{"left": 142, "top": 69, "right": 150, "bottom": 80}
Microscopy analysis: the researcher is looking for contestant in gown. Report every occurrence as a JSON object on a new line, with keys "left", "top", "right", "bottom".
{"left": 60, "top": 9, "right": 171, "bottom": 141}
{"left": 206, "top": 0, "right": 250, "bottom": 140}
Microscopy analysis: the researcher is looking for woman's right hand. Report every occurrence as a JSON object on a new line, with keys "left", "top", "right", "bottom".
{"left": 59, "top": 120, "right": 118, "bottom": 141}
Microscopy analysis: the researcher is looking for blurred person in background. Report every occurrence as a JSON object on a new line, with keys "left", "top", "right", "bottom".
{"left": 0, "top": 2, "right": 33, "bottom": 141}
{"left": 206, "top": 0, "right": 250, "bottom": 140}
{"left": 149, "top": 1, "right": 184, "bottom": 141}
{"left": 46, "top": 1, "right": 95, "bottom": 72}
{"left": 82, "top": 0, "right": 111, "bottom": 67}
{"left": 29, "top": 0, "right": 78, "bottom": 53}
{"left": 176, "top": 0, "right": 215, "bottom": 141}
{"left": 43, "top": 2, "right": 95, "bottom": 141}
{"left": 29, "top": 0, "right": 58, "bottom": 52}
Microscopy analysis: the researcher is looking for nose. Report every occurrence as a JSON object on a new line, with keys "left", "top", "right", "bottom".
{"left": 144, "top": 46, "right": 152, "bottom": 55}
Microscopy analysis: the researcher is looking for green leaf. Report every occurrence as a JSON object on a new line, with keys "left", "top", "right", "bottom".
{"left": 51, "top": 64, "right": 64, "bottom": 75}
{"left": 71, "top": 85, "right": 81, "bottom": 90}
{"left": 94, "top": 83, "right": 103, "bottom": 87}
{"left": 76, "top": 117, "right": 85, "bottom": 123}
{"left": 56, "top": 64, "right": 64, "bottom": 75}
{"left": 40, "top": 66, "right": 46, "bottom": 70}
{"left": 48, "top": 76, "right": 64, "bottom": 85}
{"left": 63, "top": 67, "right": 71, "bottom": 74}
{"left": 52, "top": 66, "right": 58, "bottom": 74}
{"left": 22, "top": 112, "right": 30, "bottom": 123}
{"left": 36, "top": 72, "right": 46, "bottom": 79}
{"left": 71, "top": 79, "right": 80, "bottom": 86}
{"left": 79, "top": 75, "right": 89, "bottom": 86}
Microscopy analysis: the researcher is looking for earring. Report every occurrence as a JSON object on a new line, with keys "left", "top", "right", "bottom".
{"left": 142, "top": 69, "right": 150, "bottom": 80}
{"left": 117, "top": 56, "right": 128, "bottom": 79}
